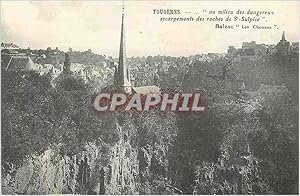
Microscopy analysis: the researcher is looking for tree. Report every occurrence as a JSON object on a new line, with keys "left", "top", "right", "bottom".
{"left": 63, "top": 53, "right": 71, "bottom": 73}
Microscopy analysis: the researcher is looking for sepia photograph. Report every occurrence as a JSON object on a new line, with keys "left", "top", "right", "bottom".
{"left": 1, "top": 0, "right": 299, "bottom": 195}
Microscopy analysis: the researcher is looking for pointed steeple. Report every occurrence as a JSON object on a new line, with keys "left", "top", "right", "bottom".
{"left": 281, "top": 31, "right": 286, "bottom": 41}
{"left": 115, "top": 1, "right": 132, "bottom": 94}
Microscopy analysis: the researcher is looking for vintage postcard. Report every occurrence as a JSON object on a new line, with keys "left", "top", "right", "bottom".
{"left": 1, "top": 0, "right": 299, "bottom": 195}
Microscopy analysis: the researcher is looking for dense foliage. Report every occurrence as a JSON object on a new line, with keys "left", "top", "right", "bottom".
{"left": 1, "top": 51, "right": 298, "bottom": 194}
{"left": 1, "top": 72, "right": 118, "bottom": 166}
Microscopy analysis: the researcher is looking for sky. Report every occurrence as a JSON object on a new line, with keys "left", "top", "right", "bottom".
{"left": 1, "top": 1, "right": 299, "bottom": 57}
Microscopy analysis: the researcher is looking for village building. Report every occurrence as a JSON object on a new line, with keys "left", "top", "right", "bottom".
{"left": 227, "top": 31, "right": 294, "bottom": 56}
{"left": 1, "top": 42, "right": 19, "bottom": 50}
{"left": 2, "top": 55, "right": 38, "bottom": 72}
{"left": 228, "top": 41, "right": 271, "bottom": 56}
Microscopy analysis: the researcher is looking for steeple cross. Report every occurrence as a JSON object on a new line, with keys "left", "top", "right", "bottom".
{"left": 122, "top": 0, "right": 125, "bottom": 15}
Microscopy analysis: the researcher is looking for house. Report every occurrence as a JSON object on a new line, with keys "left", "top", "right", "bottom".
{"left": 1, "top": 42, "right": 19, "bottom": 50}
{"left": 132, "top": 85, "right": 161, "bottom": 95}
{"left": 3, "top": 56, "right": 38, "bottom": 72}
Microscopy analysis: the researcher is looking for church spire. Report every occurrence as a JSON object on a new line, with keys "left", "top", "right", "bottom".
{"left": 115, "top": 1, "right": 132, "bottom": 94}
{"left": 281, "top": 31, "right": 286, "bottom": 41}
